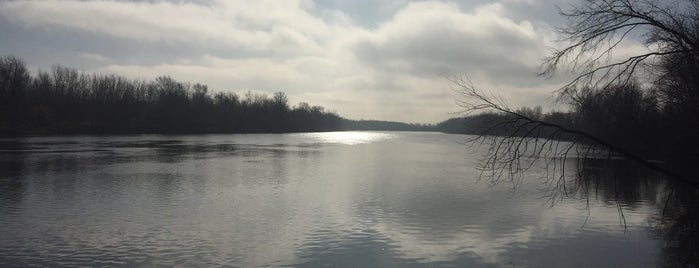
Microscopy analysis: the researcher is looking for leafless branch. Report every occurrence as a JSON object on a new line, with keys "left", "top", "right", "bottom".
{"left": 542, "top": 0, "right": 699, "bottom": 101}
{"left": 452, "top": 79, "right": 699, "bottom": 199}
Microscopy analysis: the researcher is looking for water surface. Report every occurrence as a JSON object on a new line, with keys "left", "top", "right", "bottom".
{"left": 0, "top": 132, "right": 683, "bottom": 267}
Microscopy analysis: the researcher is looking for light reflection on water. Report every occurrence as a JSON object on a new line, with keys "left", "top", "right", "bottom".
{"left": 301, "top": 131, "right": 397, "bottom": 145}
{"left": 0, "top": 132, "right": 682, "bottom": 267}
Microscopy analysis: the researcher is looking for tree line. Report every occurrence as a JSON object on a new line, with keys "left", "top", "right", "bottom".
{"left": 438, "top": 79, "right": 694, "bottom": 177}
{"left": 436, "top": 106, "right": 573, "bottom": 138}
{"left": 0, "top": 56, "right": 435, "bottom": 135}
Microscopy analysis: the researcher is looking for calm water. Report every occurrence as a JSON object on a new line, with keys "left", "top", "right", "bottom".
{"left": 0, "top": 132, "right": 689, "bottom": 267}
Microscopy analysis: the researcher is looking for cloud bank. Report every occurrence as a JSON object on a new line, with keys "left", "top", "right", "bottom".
{"left": 0, "top": 0, "right": 565, "bottom": 123}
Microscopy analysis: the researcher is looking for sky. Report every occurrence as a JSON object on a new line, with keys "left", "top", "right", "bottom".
{"left": 0, "top": 0, "right": 589, "bottom": 123}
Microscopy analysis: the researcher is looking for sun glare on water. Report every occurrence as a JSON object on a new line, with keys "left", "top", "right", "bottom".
{"left": 304, "top": 131, "right": 396, "bottom": 145}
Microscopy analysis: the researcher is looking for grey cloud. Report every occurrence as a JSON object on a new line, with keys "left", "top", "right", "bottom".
{"left": 312, "top": 0, "right": 433, "bottom": 30}
{"left": 0, "top": 0, "right": 337, "bottom": 55}
{"left": 351, "top": 2, "right": 551, "bottom": 88}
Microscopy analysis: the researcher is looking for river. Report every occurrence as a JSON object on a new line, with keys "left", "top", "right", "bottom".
{"left": 0, "top": 131, "right": 691, "bottom": 267}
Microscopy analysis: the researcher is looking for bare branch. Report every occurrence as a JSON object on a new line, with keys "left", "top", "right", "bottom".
{"left": 453, "top": 80, "right": 699, "bottom": 195}
{"left": 543, "top": 0, "right": 699, "bottom": 99}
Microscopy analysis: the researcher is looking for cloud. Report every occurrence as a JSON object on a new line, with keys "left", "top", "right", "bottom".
{"left": 0, "top": 0, "right": 563, "bottom": 123}
{"left": 79, "top": 52, "right": 111, "bottom": 63}
{"left": 351, "top": 2, "right": 551, "bottom": 86}
{"left": 0, "top": 0, "right": 349, "bottom": 56}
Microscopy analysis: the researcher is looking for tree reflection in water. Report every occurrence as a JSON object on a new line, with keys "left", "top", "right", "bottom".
{"left": 564, "top": 157, "right": 698, "bottom": 267}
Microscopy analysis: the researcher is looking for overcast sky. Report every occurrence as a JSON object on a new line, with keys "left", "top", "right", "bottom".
{"left": 0, "top": 0, "right": 587, "bottom": 123}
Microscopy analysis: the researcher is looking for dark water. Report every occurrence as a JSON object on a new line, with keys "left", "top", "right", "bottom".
{"left": 0, "top": 132, "right": 694, "bottom": 267}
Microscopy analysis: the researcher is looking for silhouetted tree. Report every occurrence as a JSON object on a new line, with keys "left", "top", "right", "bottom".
{"left": 0, "top": 56, "right": 442, "bottom": 135}
{"left": 272, "top": 91, "right": 289, "bottom": 112}
{"left": 450, "top": 77, "right": 698, "bottom": 197}
{"left": 452, "top": 0, "right": 699, "bottom": 193}
{"left": 542, "top": 0, "right": 699, "bottom": 96}
{"left": 0, "top": 56, "right": 31, "bottom": 133}
{"left": 541, "top": 0, "right": 699, "bottom": 168}
{"left": 0, "top": 56, "right": 357, "bottom": 135}
{"left": 572, "top": 82, "right": 664, "bottom": 157}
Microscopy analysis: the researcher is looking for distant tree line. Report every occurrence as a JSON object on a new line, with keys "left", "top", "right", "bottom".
{"left": 436, "top": 106, "right": 574, "bottom": 138}
{"left": 0, "top": 56, "right": 436, "bottom": 135}
{"left": 343, "top": 120, "right": 433, "bottom": 132}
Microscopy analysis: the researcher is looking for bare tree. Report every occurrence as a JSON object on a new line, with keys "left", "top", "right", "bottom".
{"left": 455, "top": 0, "right": 699, "bottom": 194}
{"left": 542, "top": 0, "right": 699, "bottom": 104}
{"left": 0, "top": 56, "right": 31, "bottom": 130}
